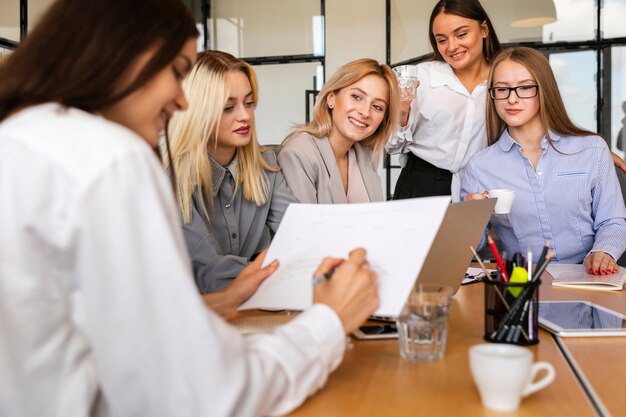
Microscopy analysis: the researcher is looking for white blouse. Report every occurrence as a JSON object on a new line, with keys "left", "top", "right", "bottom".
{"left": 385, "top": 60, "right": 488, "bottom": 200}
{"left": 0, "top": 104, "right": 345, "bottom": 417}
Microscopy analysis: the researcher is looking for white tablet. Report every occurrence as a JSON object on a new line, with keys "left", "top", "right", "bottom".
{"left": 538, "top": 301, "right": 626, "bottom": 337}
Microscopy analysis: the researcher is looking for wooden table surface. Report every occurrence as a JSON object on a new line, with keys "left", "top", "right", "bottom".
{"left": 538, "top": 273, "right": 626, "bottom": 417}
{"left": 285, "top": 279, "right": 597, "bottom": 417}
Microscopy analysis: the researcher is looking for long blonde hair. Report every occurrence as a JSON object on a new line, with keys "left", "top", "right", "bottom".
{"left": 285, "top": 58, "right": 400, "bottom": 155}
{"left": 486, "top": 47, "right": 596, "bottom": 146}
{"left": 166, "top": 50, "right": 277, "bottom": 224}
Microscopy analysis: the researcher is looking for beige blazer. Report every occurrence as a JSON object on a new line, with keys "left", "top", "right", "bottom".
{"left": 278, "top": 132, "right": 384, "bottom": 204}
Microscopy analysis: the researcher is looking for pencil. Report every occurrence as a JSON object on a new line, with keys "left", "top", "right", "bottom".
{"left": 531, "top": 250, "right": 555, "bottom": 281}
{"left": 487, "top": 235, "right": 510, "bottom": 282}
{"left": 469, "top": 245, "right": 491, "bottom": 280}
{"left": 536, "top": 240, "right": 550, "bottom": 272}
{"left": 311, "top": 265, "right": 338, "bottom": 286}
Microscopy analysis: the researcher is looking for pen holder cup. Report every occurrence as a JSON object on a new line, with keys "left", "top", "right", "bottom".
{"left": 483, "top": 275, "right": 540, "bottom": 346}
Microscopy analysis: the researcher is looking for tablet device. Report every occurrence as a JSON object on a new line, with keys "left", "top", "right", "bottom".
{"left": 351, "top": 324, "right": 398, "bottom": 340}
{"left": 538, "top": 301, "right": 626, "bottom": 337}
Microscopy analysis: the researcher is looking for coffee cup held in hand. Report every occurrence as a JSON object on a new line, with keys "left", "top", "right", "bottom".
{"left": 488, "top": 189, "right": 515, "bottom": 214}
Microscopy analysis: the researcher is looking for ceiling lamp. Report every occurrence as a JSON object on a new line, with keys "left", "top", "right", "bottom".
{"left": 511, "top": 0, "right": 557, "bottom": 28}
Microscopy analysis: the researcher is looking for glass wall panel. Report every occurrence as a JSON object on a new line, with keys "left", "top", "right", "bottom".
{"left": 252, "top": 62, "right": 320, "bottom": 145}
{"left": 211, "top": 0, "right": 321, "bottom": 58}
{"left": 0, "top": 46, "right": 13, "bottom": 61}
{"left": 28, "top": 0, "right": 54, "bottom": 32}
{"left": 602, "top": 0, "right": 626, "bottom": 39}
{"left": 610, "top": 46, "right": 626, "bottom": 158}
{"left": 389, "top": 0, "right": 436, "bottom": 64}
{"left": 0, "top": 1, "right": 20, "bottom": 41}
{"left": 549, "top": 50, "right": 597, "bottom": 132}
{"left": 542, "top": 0, "right": 596, "bottom": 43}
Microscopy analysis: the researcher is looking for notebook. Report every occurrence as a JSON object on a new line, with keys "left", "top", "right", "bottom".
{"left": 547, "top": 264, "right": 625, "bottom": 291}
{"left": 371, "top": 198, "right": 496, "bottom": 321}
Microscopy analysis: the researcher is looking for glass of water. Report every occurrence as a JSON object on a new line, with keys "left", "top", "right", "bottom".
{"left": 397, "top": 284, "right": 453, "bottom": 362}
{"left": 392, "top": 65, "right": 419, "bottom": 102}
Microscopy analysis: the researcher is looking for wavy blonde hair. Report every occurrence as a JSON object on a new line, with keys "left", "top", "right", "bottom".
{"left": 166, "top": 50, "right": 277, "bottom": 224}
{"left": 284, "top": 58, "right": 400, "bottom": 155}
{"left": 486, "top": 47, "right": 596, "bottom": 146}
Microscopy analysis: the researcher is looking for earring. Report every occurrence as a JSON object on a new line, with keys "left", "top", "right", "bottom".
{"left": 329, "top": 104, "right": 334, "bottom": 109}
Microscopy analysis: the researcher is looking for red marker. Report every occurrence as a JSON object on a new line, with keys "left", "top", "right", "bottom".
{"left": 487, "top": 236, "right": 510, "bottom": 282}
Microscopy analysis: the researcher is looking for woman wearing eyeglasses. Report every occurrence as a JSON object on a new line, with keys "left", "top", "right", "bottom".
{"left": 461, "top": 47, "right": 626, "bottom": 275}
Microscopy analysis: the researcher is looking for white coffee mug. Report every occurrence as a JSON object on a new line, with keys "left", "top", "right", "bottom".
{"left": 469, "top": 344, "right": 556, "bottom": 412}
{"left": 488, "top": 189, "right": 515, "bottom": 214}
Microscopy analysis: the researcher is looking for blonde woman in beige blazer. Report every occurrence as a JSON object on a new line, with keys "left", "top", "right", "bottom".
{"left": 279, "top": 59, "right": 400, "bottom": 204}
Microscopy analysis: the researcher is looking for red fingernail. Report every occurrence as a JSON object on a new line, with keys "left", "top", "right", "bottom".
{"left": 588, "top": 268, "right": 593, "bottom": 273}
{"left": 601, "top": 269, "right": 606, "bottom": 274}
{"left": 594, "top": 269, "right": 599, "bottom": 274}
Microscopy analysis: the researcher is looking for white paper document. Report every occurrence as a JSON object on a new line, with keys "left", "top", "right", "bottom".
{"left": 239, "top": 197, "right": 451, "bottom": 316}
{"left": 546, "top": 264, "right": 625, "bottom": 291}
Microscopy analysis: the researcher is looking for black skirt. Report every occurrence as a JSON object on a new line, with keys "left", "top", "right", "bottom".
{"left": 393, "top": 152, "right": 452, "bottom": 199}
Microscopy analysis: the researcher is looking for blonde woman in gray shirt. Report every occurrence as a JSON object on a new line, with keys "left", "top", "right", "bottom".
{"left": 279, "top": 59, "right": 400, "bottom": 204}
{"left": 167, "top": 50, "right": 296, "bottom": 293}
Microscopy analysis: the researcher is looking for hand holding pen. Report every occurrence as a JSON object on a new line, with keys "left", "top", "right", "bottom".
{"left": 311, "top": 248, "right": 379, "bottom": 335}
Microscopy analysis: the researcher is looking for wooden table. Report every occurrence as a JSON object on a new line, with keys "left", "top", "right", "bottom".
{"left": 285, "top": 279, "right": 597, "bottom": 417}
{"left": 539, "top": 273, "right": 626, "bottom": 417}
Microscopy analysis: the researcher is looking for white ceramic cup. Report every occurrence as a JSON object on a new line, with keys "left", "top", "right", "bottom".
{"left": 469, "top": 344, "right": 556, "bottom": 412}
{"left": 488, "top": 189, "right": 515, "bottom": 214}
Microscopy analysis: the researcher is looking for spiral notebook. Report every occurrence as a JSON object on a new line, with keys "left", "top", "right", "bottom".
{"left": 547, "top": 264, "right": 626, "bottom": 291}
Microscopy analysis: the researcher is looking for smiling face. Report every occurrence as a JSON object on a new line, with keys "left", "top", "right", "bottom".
{"left": 212, "top": 70, "right": 255, "bottom": 163}
{"left": 102, "top": 38, "right": 196, "bottom": 147}
{"left": 432, "top": 12, "right": 487, "bottom": 72}
{"left": 326, "top": 74, "right": 389, "bottom": 146}
{"left": 491, "top": 59, "right": 542, "bottom": 136}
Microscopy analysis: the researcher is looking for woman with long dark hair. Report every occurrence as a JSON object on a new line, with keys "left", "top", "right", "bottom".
{"left": 0, "top": 1, "right": 378, "bottom": 415}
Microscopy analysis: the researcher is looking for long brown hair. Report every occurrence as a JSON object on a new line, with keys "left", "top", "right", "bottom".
{"left": 0, "top": 0, "right": 198, "bottom": 121}
{"left": 486, "top": 47, "right": 596, "bottom": 145}
{"left": 166, "top": 50, "right": 278, "bottom": 224}
{"left": 429, "top": 0, "right": 501, "bottom": 63}
{"left": 285, "top": 58, "right": 399, "bottom": 155}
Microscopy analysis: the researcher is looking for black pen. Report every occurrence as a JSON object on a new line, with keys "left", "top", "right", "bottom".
{"left": 312, "top": 265, "right": 339, "bottom": 286}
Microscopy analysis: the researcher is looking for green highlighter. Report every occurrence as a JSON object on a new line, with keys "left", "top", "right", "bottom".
{"left": 508, "top": 267, "right": 529, "bottom": 297}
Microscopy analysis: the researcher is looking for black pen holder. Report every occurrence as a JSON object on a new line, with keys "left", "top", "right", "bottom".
{"left": 483, "top": 274, "right": 540, "bottom": 346}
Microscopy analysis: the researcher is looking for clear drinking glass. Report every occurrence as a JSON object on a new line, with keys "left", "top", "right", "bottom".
{"left": 392, "top": 65, "right": 419, "bottom": 102}
{"left": 397, "top": 284, "right": 453, "bottom": 362}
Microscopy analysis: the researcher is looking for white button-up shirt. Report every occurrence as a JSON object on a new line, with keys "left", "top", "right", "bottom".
{"left": 386, "top": 60, "right": 488, "bottom": 200}
{"left": 0, "top": 104, "right": 345, "bottom": 417}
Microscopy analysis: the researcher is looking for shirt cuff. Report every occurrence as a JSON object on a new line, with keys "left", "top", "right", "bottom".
{"left": 292, "top": 303, "right": 346, "bottom": 372}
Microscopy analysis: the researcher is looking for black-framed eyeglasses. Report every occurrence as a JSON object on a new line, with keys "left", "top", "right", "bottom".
{"left": 489, "top": 85, "right": 539, "bottom": 100}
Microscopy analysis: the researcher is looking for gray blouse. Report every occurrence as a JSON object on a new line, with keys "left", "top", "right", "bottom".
{"left": 182, "top": 150, "right": 296, "bottom": 293}
{"left": 278, "top": 132, "right": 384, "bottom": 204}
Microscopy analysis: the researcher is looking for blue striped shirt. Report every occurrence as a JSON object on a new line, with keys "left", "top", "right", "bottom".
{"left": 460, "top": 130, "right": 626, "bottom": 263}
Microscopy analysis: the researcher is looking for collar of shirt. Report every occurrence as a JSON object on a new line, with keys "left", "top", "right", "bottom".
{"left": 497, "top": 129, "right": 563, "bottom": 153}
{"left": 209, "top": 155, "right": 238, "bottom": 196}
{"left": 429, "top": 61, "right": 486, "bottom": 97}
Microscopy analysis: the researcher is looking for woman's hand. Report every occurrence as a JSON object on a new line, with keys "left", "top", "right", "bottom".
{"left": 463, "top": 192, "right": 489, "bottom": 201}
{"left": 398, "top": 81, "right": 419, "bottom": 127}
{"left": 313, "top": 248, "right": 379, "bottom": 334}
{"left": 202, "top": 250, "right": 279, "bottom": 321}
{"left": 584, "top": 251, "right": 619, "bottom": 275}
{"left": 399, "top": 100, "right": 412, "bottom": 127}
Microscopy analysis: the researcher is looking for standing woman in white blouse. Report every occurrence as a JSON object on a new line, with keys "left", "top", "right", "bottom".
{"left": 386, "top": 0, "right": 501, "bottom": 200}
{"left": 279, "top": 58, "right": 400, "bottom": 204}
